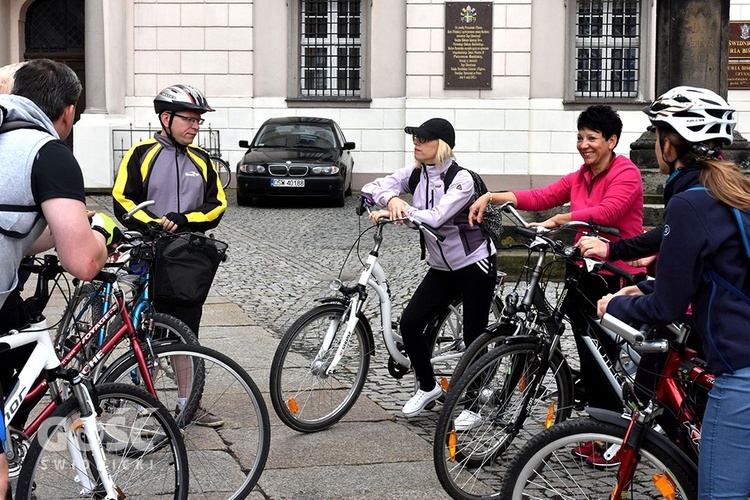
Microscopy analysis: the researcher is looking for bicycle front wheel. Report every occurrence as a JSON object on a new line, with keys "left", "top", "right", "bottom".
{"left": 449, "top": 321, "right": 518, "bottom": 385}
{"left": 433, "top": 340, "right": 573, "bottom": 499}
{"left": 16, "top": 383, "right": 189, "bottom": 499}
{"left": 501, "top": 417, "right": 697, "bottom": 499}
{"left": 270, "top": 303, "right": 371, "bottom": 432}
{"left": 99, "top": 344, "right": 270, "bottom": 499}
{"left": 213, "top": 156, "right": 232, "bottom": 189}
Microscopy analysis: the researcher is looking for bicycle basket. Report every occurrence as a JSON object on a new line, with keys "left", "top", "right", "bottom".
{"left": 152, "top": 232, "right": 228, "bottom": 306}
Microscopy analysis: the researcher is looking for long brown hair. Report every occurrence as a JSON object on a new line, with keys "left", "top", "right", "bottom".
{"left": 660, "top": 127, "right": 750, "bottom": 211}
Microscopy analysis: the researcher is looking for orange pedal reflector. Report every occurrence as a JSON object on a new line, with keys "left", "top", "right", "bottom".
{"left": 518, "top": 374, "right": 527, "bottom": 392}
{"left": 448, "top": 429, "right": 457, "bottom": 461}
{"left": 440, "top": 377, "right": 450, "bottom": 391}
{"left": 545, "top": 401, "right": 555, "bottom": 429}
{"left": 652, "top": 473, "right": 676, "bottom": 500}
{"left": 287, "top": 398, "right": 299, "bottom": 414}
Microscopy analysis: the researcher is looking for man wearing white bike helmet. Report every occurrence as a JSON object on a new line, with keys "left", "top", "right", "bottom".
{"left": 113, "top": 84, "right": 227, "bottom": 427}
{"left": 598, "top": 86, "right": 750, "bottom": 499}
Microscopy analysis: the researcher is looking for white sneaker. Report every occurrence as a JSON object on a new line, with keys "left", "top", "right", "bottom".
{"left": 402, "top": 385, "right": 442, "bottom": 417}
{"left": 454, "top": 409, "right": 482, "bottom": 431}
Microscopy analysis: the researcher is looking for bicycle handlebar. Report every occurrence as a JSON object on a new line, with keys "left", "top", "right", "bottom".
{"left": 599, "top": 313, "right": 670, "bottom": 354}
{"left": 122, "top": 200, "right": 156, "bottom": 221}
{"left": 359, "top": 196, "right": 445, "bottom": 242}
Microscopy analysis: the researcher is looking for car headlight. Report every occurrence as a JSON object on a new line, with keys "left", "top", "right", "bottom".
{"left": 311, "top": 166, "right": 340, "bottom": 175}
{"left": 239, "top": 164, "right": 267, "bottom": 174}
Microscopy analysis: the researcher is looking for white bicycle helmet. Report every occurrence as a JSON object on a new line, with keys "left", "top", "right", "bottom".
{"left": 644, "top": 86, "right": 736, "bottom": 145}
{"left": 154, "top": 84, "right": 214, "bottom": 114}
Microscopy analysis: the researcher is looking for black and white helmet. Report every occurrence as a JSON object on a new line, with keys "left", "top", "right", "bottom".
{"left": 644, "top": 86, "right": 736, "bottom": 145}
{"left": 154, "top": 84, "right": 214, "bottom": 115}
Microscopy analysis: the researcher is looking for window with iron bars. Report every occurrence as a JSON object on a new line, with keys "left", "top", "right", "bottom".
{"left": 300, "top": 0, "right": 361, "bottom": 97}
{"left": 575, "top": 0, "right": 640, "bottom": 99}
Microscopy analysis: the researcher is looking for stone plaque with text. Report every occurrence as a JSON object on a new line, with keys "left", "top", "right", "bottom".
{"left": 444, "top": 3, "right": 493, "bottom": 90}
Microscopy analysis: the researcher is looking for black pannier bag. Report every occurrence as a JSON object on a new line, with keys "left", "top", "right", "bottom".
{"left": 152, "top": 232, "right": 228, "bottom": 306}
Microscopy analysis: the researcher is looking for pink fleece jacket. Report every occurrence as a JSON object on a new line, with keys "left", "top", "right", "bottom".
{"left": 513, "top": 154, "right": 646, "bottom": 275}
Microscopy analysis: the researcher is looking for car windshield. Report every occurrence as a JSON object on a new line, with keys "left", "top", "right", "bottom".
{"left": 253, "top": 123, "right": 336, "bottom": 149}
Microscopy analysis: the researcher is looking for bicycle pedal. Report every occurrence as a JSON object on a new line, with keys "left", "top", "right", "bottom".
{"left": 387, "top": 355, "right": 409, "bottom": 379}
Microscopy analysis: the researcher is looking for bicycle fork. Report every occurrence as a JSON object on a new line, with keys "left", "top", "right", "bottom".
{"left": 318, "top": 297, "right": 362, "bottom": 377}
{"left": 610, "top": 404, "right": 677, "bottom": 500}
{"left": 64, "top": 375, "right": 123, "bottom": 499}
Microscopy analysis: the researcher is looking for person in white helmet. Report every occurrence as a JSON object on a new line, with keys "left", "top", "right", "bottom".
{"left": 112, "top": 84, "right": 227, "bottom": 427}
{"left": 597, "top": 86, "right": 750, "bottom": 499}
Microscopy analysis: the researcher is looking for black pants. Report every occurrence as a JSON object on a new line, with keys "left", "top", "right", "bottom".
{"left": 400, "top": 259, "right": 496, "bottom": 391}
{"left": 153, "top": 300, "right": 203, "bottom": 338}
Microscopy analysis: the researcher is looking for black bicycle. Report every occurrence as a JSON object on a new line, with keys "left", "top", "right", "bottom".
{"left": 433, "top": 202, "right": 641, "bottom": 499}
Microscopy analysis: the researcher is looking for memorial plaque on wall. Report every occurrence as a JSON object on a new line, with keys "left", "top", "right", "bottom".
{"left": 444, "top": 3, "right": 493, "bottom": 89}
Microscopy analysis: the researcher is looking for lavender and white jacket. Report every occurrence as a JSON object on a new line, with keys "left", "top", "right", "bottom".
{"left": 361, "top": 158, "right": 495, "bottom": 271}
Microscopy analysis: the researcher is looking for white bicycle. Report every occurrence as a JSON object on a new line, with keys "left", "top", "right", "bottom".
{"left": 1, "top": 316, "right": 189, "bottom": 499}
{"left": 269, "top": 196, "right": 503, "bottom": 433}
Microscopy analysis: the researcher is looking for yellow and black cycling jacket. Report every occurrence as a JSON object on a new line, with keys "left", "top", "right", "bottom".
{"left": 113, "top": 135, "right": 227, "bottom": 232}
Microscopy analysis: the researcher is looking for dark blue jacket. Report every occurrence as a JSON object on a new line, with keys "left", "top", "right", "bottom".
{"left": 608, "top": 168, "right": 750, "bottom": 375}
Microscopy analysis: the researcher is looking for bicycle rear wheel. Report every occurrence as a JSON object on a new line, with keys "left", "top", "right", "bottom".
{"left": 270, "top": 303, "right": 371, "bottom": 432}
{"left": 212, "top": 156, "right": 232, "bottom": 189}
{"left": 433, "top": 340, "right": 573, "bottom": 499}
{"left": 501, "top": 417, "right": 697, "bottom": 499}
{"left": 16, "top": 383, "right": 189, "bottom": 499}
{"left": 99, "top": 344, "right": 270, "bottom": 499}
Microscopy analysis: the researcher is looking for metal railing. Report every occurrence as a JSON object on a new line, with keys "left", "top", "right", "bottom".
{"left": 111, "top": 124, "right": 221, "bottom": 176}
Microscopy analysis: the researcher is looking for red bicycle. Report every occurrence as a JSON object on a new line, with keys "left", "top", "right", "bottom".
{"left": 499, "top": 314, "right": 712, "bottom": 499}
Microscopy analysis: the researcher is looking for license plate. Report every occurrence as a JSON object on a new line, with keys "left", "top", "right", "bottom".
{"left": 271, "top": 178, "right": 305, "bottom": 188}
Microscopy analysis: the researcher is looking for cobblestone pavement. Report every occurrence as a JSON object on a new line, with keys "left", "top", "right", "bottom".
{"left": 90, "top": 191, "right": 576, "bottom": 499}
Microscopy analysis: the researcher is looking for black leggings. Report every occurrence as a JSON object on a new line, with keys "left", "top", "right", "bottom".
{"left": 400, "top": 259, "right": 496, "bottom": 391}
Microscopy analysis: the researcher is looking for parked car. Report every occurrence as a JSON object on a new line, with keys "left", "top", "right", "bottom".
{"left": 235, "top": 117, "right": 356, "bottom": 207}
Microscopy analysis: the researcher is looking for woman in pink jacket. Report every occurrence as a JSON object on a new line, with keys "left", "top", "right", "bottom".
{"left": 469, "top": 105, "right": 647, "bottom": 430}
{"left": 470, "top": 104, "right": 646, "bottom": 290}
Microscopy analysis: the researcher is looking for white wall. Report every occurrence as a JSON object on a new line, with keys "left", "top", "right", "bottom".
{"left": 87, "top": 0, "right": 750, "bottom": 189}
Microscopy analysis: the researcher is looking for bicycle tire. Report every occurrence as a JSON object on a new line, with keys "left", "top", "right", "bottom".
{"left": 500, "top": 417, "right": 697, "bottom": 499}
{"left": 270, "top": 303, "right": 371, "bottom": 432}
{"left": 98, "top": 344, "right": 270, "bottom": 499}
{"left": 212, "top": 156, "right": 232, "bottom": 190}
{"left": 433, "top": 340, "right": 573, "bottom": 499}
{"left": 450, "top": 321, "right": 517, "bottom": 385}
{"left": 15, "top": 383, "right": 189, "bottom": 499}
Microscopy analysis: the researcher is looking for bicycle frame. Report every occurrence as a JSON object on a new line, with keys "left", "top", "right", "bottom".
{"left": 601, "top": 315, "right": 714, "bottom": 462}
{"left": 324, "top": 222, "right": 408, "bottom": 375}
{"left": 2, "top": 321, "right": 120, "bottom": 498}
{"left": 24, "top": 273, "right": 157, "bottom": 427}
{"left": 498, "top": 203, "right": 648, "bottom": 414}
{"left": 70, "top": 263, "right": 152, "bottom": 347}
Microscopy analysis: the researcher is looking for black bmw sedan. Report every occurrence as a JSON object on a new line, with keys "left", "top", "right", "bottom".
{"left": 236, "top": 117, "right": 356, "bottom": 207}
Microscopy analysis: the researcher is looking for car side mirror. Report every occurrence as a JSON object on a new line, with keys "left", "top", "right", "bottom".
{"left": 342, "top": 141, "right": 356, "bottom": 151}
{"left": 239, "top": 140, "right": 250, "bottom": 149}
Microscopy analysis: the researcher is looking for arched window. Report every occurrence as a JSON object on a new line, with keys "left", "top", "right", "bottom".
{"left": 25, "top": 0, "right": 85, "bottom": 55}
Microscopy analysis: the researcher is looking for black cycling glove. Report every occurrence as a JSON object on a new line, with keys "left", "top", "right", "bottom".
{"left": 164, "top": 212, "right": 188, "bottom": 229}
